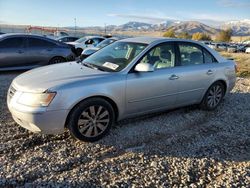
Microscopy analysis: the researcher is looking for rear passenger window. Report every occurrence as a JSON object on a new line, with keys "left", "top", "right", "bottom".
{"left": 28, "top": 38, "right": 55, "bottom": 48}
{"left": 0, "top": 37, "right": 25, "bottom": 48}
{"left": 179, "top": 43, "right": 203, "bottom": 66}
{"left": 204, "top": 50, "right": 217, "bottom": 63}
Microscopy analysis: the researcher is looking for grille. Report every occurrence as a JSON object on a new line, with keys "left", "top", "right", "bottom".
{"left": 9, "top": 86, "right": 16, "bottom": 99}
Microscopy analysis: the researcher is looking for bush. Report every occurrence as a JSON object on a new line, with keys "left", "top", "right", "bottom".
{"left": 192, "top": 32, "right": 211, "bottom": 41}
{"left": 177, "top": 32, "right": 192, "bottom": 39}
{"left": 163, "top": 29, "right": 176, "bottom": 38}
{"left": 215, "top": 29, "right": 232, "bottom": 42}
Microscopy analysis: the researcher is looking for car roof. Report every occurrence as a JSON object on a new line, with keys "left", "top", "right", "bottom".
{"left": 120, "top": 37, "right": 165, "bottom": 44}
{"left": 58, "top": 36, "right": 78, "bottom": 38}
{"left": 84, "top": 36, "right": 105, "bottom": 39}
{"left": 0, "top": 33, "right": 44, "bottom": 37}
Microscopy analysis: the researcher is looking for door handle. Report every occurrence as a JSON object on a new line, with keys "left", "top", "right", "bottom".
{"left": 207, "top": 70, "right": 213, "bottom": 75}
{"left": 47, "top": 49, "right": 52, "bottom": 51}
{"left": 169, "top": 74, "right": 179, "bottom": 80}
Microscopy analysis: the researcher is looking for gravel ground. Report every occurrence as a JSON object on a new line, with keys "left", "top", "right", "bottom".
{"left": 0, "top": 72, "right": 249, "bottom": 187}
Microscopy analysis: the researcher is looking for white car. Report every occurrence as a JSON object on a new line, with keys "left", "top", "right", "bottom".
{"left": 245, "top": 47, "right": 250, "bottom": 53}
{"left": 67, "top": 36, "right": 105, "bottom": 55}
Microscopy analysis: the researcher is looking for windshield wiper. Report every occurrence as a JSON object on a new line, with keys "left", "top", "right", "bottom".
{"left": 81, "top": 62, "right": 106, "bottom": 71}
{"left": 81, "top": 62, "right": 95, "bottom": 69}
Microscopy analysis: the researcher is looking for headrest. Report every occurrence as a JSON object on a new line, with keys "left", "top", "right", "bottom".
{"left": 160, "top": 49, "right": 171, "bottom": 60}
{"left": 190, "top": 52, "right": 203, "bottom": 63}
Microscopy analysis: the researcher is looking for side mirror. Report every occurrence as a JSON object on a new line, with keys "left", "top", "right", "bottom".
{"left": 134, "top": 63, "right": 154, "bottom": 72}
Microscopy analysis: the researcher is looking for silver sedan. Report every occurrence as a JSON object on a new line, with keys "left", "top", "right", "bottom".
{"left": 7, "top": 37, "right": 236, "bottom": 142}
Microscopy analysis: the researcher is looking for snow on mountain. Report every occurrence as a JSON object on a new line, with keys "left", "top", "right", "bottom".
{"left": 222, "top": 19, "right": 250, "bottom": 36}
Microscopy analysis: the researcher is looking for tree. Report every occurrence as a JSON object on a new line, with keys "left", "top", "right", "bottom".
{"left": 163, "top": 29, "right": 176, "bottom": 38}
{"left": 192, "top": 32, "right": 211, "bottom": 41}
{"left": 177, "top": 32, "right": 192, "bottom": 39}
{"left": 215, "top": 29, "right": 232, "bottom": 42}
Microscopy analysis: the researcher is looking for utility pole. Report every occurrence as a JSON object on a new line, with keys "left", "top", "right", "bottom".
{"left": 104, "top": 23, "right": 106, "bottom": 35}
{"left": 74, "top": 18, "right": 77, "bottom": 37}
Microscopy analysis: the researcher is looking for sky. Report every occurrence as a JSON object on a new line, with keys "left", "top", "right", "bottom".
{"left": 0, "top": 0, "right": 250, "bottom": 27}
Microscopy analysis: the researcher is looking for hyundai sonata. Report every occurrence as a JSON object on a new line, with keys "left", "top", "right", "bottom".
{"left": 7, "top": 37, "right": 236, "bottom": 142}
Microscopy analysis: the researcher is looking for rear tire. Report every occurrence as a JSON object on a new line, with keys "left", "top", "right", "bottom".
{"left": 76, "top": 48, "right": 83, "bottom": 57}
{"left": 68, "top": 98, "right": 115, "bottom": 142}
{"left": 49, "top": 57, "right": 65, "bottom": 64}
{"left": 200, "top": 82, "right": 225, "bottom": 111}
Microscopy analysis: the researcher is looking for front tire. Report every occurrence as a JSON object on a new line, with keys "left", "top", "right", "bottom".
{"left": 200, "top": 82, "right": 225, "bottom": 110}
{"left": 68, "top": 98, "right": 115, "bottom": 142}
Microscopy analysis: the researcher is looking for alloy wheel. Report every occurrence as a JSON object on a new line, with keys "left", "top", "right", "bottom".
{"left": 207, "top": 85, "right": 223, "bottom": 108}
{"left": 77, "top": 105, "right": 110, "bottom": 138}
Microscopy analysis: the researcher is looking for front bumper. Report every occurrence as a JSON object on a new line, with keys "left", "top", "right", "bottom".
{"left": 7, "top": 88, "right": 69, "bottom": 134}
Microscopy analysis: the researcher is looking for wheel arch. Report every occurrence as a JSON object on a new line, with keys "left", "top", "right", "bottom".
{"left": 64, "top": 95, "right": 119, "bottom": 128}
{"left": 48, "top": 56, "right": 66, "bottom": 64}
{"left": 212, "top": 79, "right": 227, "bottom": 95}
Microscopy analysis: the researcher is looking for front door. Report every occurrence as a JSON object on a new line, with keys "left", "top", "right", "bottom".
{"left": 126, "top": 42, "right": 179, "bottom": 115}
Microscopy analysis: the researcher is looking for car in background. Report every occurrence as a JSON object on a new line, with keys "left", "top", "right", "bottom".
{"left": 7, "top": 37, "right": 236, "bottom": 142}
{"left": 0, "top": 34, "right": 75, "bottom": 71}
{"left": 67, "top": 36, "right": 105, "bottom": 56}
{"left": 246, "top": 47, "right": 250, "bottom": 53}
{"left": 57, "top": 36, "right": 79, "bottom": 43}
{"left": 208, "top": 43, "right": 228, "bottom": 52}
{"left": 80, "top": 37, "right": 120, "bottom": 60}
{"left": 227, "top": 45, "right": 237, "bottom": 53}
{"left": 200, "top": 41, "right": 212, "bottom": 46}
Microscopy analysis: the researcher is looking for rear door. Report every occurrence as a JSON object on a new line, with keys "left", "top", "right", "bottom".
{"left": 173, "top": 42, "right": 218, "bottom": 106}
{"left": 26, "top": 37, "right": 57, "bottom": 66}
{"left": 0, "top": 36, "right": 28, "bottom": 68}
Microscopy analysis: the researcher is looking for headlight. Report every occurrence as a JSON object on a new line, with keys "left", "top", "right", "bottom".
{"left": 17, "top": 92, "right": 56, "bottom": 107}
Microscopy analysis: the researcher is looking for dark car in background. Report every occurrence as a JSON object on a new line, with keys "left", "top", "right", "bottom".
{"left": 80, "top": 37, "right": 120, "bottom": 60}
{"left": 0, "top": 34, "right": 76, "bottom": 71}
{"left": 56, "top": 36, "right": 79, "bottom": 43}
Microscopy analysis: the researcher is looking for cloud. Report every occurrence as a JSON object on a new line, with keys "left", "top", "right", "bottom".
{"left": 108, "top": 13, "right": 177, "bottom": 23}
{"left": 218, "top": 0, "right": 250, "bottom": 7}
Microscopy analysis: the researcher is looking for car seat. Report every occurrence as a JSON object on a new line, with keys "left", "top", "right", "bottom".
{"left": 190, "top": 51, "right": 203, "bottom": 65}
{"left": 154, "top": 50, "right": 172, "bottom": 69}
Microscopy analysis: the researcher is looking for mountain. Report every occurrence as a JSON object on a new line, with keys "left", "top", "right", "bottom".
{"left": 114, "top": 21, "right": 154, "bottom": 31}
{"left": 222, "top": 19, "right": 250, "bottom": 36}
{"left": 108, "top": 20, "right": 250, "bottom": 36}
{"left": 107, "top": 21, "right": 220, "bottom": 34}
{"left": 168, "top": 21, "right": 219, "bottom": 35}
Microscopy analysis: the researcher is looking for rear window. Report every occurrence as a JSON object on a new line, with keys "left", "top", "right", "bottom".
{"left": 178, "top": 42, "right": 217, "bottom": 66}
{"left": 0, "top": 37, "right": 25, "bottom": 48}
{"left": 28, "top": 38, "right": 56, "bottom": 48}
{"left": 203, "top": 49, "right": 217, "bottom": 63}
{"left": 179, "top": 43, "right": 203, "bottom": 66}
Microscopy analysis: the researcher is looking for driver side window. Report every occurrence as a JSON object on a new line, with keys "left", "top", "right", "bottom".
{"left": 139, "top": 43, "right": 175, "bottom": 70}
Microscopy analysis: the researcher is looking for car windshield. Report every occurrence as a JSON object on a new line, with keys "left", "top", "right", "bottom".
{"left": 82, "top": 41, "right": 147, "bottom": 72}
{"left": 75, "top": 37, "right": 87, "bottom": 43}
{"left": 96, "top": 39, "right": 116, "bottom": 48}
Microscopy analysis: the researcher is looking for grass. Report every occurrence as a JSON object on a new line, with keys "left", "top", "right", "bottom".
{"left": 220, "top": 52, "right": 250, "bottom": 78}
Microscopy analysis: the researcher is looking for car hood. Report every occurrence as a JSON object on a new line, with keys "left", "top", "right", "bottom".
{"left": 12, "top": 62, "right": 109, "bottom": 93}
